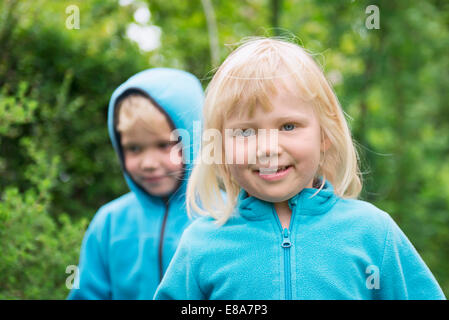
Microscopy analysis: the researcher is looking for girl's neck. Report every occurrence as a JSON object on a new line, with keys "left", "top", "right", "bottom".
{"left": 274, "top": 201, "right": 292, "bottom": 229}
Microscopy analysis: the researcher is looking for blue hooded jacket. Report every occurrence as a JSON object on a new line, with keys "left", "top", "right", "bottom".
{"left": 154, "top": 181, "right": 446, "bottom": 300}
{"left": 68, "top": 68, "right": 204, "bottom": 299}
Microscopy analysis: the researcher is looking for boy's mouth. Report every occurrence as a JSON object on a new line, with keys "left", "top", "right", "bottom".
{"left": 142, "top": 175, "right": 166, "bottom": 183}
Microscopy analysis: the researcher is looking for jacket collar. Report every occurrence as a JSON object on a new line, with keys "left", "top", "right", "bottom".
{"left": 237, "top": 180, "right": 339, "bottom": 221}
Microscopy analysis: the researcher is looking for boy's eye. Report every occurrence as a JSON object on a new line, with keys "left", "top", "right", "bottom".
{"left": 281, "top": 123, "right": 296, "bottom": 131}
{"left": 124, "top": 145, "right": 141, "bottom": 153}
{"left": 234, "top": 128, "right": 256, "bottom": 137}
{"left": 158, "top": 141, "right": 176, "bottom": 150}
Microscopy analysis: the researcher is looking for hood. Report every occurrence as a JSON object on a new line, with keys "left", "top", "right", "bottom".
{"left": 107, "top": 68, "right": 204, "bottom": 204}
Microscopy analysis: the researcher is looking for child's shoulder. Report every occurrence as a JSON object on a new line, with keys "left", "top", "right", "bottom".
{"left": 180, "top": 215, "right": 241, "bottom": 248}
{"left": 88, "top": 192, "right": 139, "bottom": 227}
{"left": 335, "top": 197, "right": 389, "bottom": 215}
{"left": 101, "top": 191, "right": 137, "bottom": 208}
{"left": 182, "top": 216, "right": 220, "bottom": 239}
{"left": 95, "top": 192, "right": 138, "bottom": 217}
{"left": 332, "top": 197, "right": 395, "bottom": 234}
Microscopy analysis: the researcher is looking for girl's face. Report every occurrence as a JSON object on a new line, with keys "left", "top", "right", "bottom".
{"left": 223, "top": 82, "right": 327, "bottom": 204}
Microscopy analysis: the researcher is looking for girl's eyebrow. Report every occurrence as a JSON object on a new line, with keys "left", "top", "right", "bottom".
{"left": 225, "top": 114, "right": 310, "bottom": 128}
{"left": 274, "top": 114, "right": 310, "bottom": 123}
{"left": 225, "top": 120, "right": 256, "bottom": 128}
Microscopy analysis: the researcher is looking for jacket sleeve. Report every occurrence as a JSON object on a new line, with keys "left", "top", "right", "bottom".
{"left": 67, "top": 208, "right": 112, "bottom": 300}
{"left": 377, "top": 218, "right": 446, "bottom": 300}
{"left": 153, "top": 230, "right": 205, "bottom": 300}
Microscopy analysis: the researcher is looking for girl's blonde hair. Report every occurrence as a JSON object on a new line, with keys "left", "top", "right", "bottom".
{"left": 187, "top": 37, "right": 362, "bottom": 225}
{"left": 116, "top": 94, "right": 168, "bottom": 133}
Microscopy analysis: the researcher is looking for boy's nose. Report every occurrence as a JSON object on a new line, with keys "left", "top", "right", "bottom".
{"left": 140, "top": 151, "right": 160, "bottom": 170}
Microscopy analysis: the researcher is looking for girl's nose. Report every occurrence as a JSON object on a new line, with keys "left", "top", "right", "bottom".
{"left": 256, "top": 150, "right": 279, "bottom": 167}
{"left": 256, "top": 129, "right": 280, "bottom": 166}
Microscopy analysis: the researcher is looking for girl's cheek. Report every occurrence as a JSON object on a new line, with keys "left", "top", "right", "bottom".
{"left": 224, "top": 137, "right": 257, "bottom": 165}
{"left": 245, "top": 139, "right": 258, "bottom": 165}
{"left": 223, "top": 138, "right": 236, "bottom": 165}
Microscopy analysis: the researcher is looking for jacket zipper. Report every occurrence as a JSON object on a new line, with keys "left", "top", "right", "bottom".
{"left": 273, "top": 208, "right": 294, "bottom": 300}
{"left": 282, "top": 228, "right": 292, "bottom": 300}
{"left": 158, "top": 199, "right": 169, "bottom": 282}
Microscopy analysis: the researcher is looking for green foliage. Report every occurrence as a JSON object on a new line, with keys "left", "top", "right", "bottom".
{"left": 0, "top": 99, "right": 88, "bottom": 298}
{"left": 1, "top": 0, "right": 448, "bottom": 298}
{"left": 0, "top": 156, "right": 88, "bottom": 299}
{"left": 0, "top": 82, "right": 38, "bottom": 136}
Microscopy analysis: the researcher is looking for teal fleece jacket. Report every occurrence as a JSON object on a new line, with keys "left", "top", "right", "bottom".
{"left": 68, "top": 68, "right": 204, "bottom": 299}
{"left": 154, "top": 181, "right": 445, "bottom": 300}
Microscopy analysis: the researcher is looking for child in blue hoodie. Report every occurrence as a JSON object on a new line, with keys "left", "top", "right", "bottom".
{"left": 68, "top": 68, "right": 204, "bottom": 299}
{"left": 154, "top": 39, "right": 446, "bottom": 300}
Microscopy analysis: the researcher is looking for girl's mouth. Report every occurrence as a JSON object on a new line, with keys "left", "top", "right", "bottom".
{"left": 254, "top": 165, "right": 293, "bottom": 181}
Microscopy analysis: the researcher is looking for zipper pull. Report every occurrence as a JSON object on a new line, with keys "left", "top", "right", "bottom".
{"left": 282, "top": 228, "right": 291, "bottom": 248}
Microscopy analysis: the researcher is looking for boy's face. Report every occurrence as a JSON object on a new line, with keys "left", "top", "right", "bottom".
{"left": 120, "top": 117, "right": 184, "bottom": 197}
{"left": 223, "top": 81, "right": 328, "bottom": 204}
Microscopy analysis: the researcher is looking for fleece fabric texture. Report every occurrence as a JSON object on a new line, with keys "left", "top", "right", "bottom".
{"left": 154, "top": 181, "right": 446, "bottom": 300}
{"left": 68, "top": 68, "right": 204, "bottom": 299}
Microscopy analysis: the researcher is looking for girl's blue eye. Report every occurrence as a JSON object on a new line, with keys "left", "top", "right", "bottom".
{"left": 281, "top": 124, "right": 296, "bottom": 131}
{"left": 241, "top": 128, "right": 256, "bottom": 137}
{"left": 234, "top": 128, "right": 256, "bottom": 137}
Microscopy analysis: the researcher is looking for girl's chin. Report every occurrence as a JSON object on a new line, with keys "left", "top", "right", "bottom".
{"left": 247, "top": 188, "right": 299, "bottom": 203}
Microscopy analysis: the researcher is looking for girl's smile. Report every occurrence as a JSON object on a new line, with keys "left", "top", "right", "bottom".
{"left": 254, "top": 165, "right": 293, "bottom": 181}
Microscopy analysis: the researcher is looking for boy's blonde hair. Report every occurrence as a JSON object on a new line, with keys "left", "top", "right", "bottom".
{"left": 116, "top": 93, "right": 168, "bottom": 133}
{"left": 187, "top": 37, "right": 362, "bottom": 225}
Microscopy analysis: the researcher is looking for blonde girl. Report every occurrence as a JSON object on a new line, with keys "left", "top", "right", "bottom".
{"left": 154, "top": 38, "right": 445, "bottom": 300}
